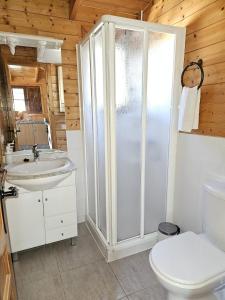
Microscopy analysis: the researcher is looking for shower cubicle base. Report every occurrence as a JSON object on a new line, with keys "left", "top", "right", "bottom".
{"left": 86, "top": 216, "right": 158, "bottom": 262}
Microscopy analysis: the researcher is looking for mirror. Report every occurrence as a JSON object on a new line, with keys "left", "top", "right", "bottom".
{"left": 0, "top": 43, "right": 67, "bottom": 152}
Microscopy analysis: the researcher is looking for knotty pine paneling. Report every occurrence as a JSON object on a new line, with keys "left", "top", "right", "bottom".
{"left": 0, "top": 9, "right": 83, "bottom": 36}
{"left": 0, "top": 0, "right": 92, "bottom": 131}
{"left": 0, "top": 0, "right": 70, "bottom": 19}
{"left": 73, "top": 0, "right": 149, "bottom": 22}
{"left": 145, "top": 0, "right": 225, "bottom": 137}
{"left": 74, "top": 5, "right": 137, "bottom": 22}
{"left": 1, "top": 45, "right": 67, "bottom": 150}
{"left": 0, "top": 0, "right": 144, "bottom": 131}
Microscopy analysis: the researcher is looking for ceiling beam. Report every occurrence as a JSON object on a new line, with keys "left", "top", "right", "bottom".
{"left": 70, "top": 0, "right": 81, "bottom": 20}
{"left": 141, "top": 0, "right": 153, "bottom": 20}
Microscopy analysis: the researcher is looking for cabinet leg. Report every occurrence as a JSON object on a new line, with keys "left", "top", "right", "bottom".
{"left": 71, "top": 237, "right": 77, "bottom": 246}
{"left": 12, "top": 252, "right": 19, "bottom": 262}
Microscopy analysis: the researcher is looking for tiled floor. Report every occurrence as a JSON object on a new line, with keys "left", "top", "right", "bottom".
{"left": 13, "top": 223, "right": 166, "bottom": 300}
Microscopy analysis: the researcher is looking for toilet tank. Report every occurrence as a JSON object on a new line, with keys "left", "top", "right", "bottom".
{"left": 203, "top": 181, "right": 225, "bottom": 251}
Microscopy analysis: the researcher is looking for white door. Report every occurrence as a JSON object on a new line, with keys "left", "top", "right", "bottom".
{"left": 5, "top": 192, "right": 45, "bottom": 253}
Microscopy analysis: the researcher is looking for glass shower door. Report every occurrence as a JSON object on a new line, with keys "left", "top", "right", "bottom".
{"left": 80, "top": 41, "right": 96, "bottom": 224}
{"left": 93, "top": 28, "right": 107, "bottom": 239}
{"left": 79, "top": 18, "right": 184, "bottom": 249}
{"left": 144, "top": 32, "right": 175, "bottom": 234}
{"left": 115, "top": 28, "right": 144, "bottom": 242}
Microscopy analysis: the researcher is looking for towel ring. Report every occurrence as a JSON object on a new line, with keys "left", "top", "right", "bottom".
{"left": 181, "top": 59, "right": 204, "bottom": 89}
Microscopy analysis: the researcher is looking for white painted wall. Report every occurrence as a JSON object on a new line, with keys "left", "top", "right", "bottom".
{"left": 66, "top": 130, "right": 86, "bottom": 223}
{"left": 173, "top": 133, "right": 225, "bottom": 233}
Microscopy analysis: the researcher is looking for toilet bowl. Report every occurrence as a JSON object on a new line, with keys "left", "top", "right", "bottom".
{"left": 150, "top": 232, "right": 225, "bottom": 300}
{"left": 149, "top": 181, "right": 225, "bottom": 300}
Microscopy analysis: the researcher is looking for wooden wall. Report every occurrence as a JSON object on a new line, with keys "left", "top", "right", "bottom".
{"left": 0, "top": 0, "right": 151, "bottom": 135}
{"left": 0, "top": 46, "right": 67, "bottom": 150}
{"left": 0, "top": 0, "right": 148, "bottom": 134}
{"left": 145, "top": 0, "right": 225, "bottom": 137}
{"left": 47, "top": 64, "right": 67, "bottom": 150}
{"left": 0, "top": 58, "right": 9, "bottom": 165}
{"left": 0, "top": 0, "right": 93, "bottom": 131}
{"left": 3, "top": 0, "right": 224, "bottom": 137}
{"left": 71, "top": 0, "right": 149, "bottom": 22}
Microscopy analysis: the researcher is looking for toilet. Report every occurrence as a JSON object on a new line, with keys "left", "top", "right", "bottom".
{"left": 149, "top": 181, "right": 225, "bottom": 300}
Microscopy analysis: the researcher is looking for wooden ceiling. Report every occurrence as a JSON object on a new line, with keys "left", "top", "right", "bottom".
{"left": 70, "top": 0, "right": 152, "bottom": 22}
{"left": 8, "top": 65, "right": 46, "bottom": 85}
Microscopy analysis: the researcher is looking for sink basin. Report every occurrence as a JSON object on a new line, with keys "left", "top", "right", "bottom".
{"left": 7, "top": 159, "right": 71, "bottom": 176}
{"left": 6, "top": 158, "right": 75, "bottom": 191}
{"left": 5, "top": 149, "right": 67, "bottom": 164}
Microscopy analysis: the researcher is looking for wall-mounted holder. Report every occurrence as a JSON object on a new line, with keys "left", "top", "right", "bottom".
{"left": 181, "top": 59, "right": 204, "bottom": 89}
{"left": 0, "top": 31, "right": 63, "bottom": 64}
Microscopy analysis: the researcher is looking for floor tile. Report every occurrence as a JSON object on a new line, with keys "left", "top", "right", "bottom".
{"left": 13, "top": 244, "right": 59, "bottom": 282}
{"left": 17, "top": 274, "right": 65, "bottom": 300}
{"left": 110, "top": 251, "right": 159, "bottom": 295}
{"left": 13, "top": 224, "right": 161, "bottom": 300}
{"left": 128, "top": 285, "right": 167, "bottom": 300}
{"left": 78, "top": 222, "right": 90, "bottom": 237}
{"left": 55, "top": 234, "right": 103, "bottom": 272}
{"left": 61, "top": 260, "right": 125, "bottom": 300}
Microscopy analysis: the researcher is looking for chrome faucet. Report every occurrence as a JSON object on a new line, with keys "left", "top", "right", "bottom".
{"left": 32, "top": 144, "right": 40, "bottom": 161}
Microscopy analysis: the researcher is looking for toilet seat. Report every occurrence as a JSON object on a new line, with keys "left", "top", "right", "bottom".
{"left": 150, "top": 232, "right": 225, "bottom": 289}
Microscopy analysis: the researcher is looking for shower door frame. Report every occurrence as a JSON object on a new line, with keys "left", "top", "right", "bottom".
{"left": 78, "top": 15, "right": 186, "bottom": 260}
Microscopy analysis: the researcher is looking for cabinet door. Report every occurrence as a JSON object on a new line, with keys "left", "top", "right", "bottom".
{"left": 6, "top": 192, "right": 45, "bottom": 253}
{"left": 43, "top": 186, "right": 76, "bottom": 217}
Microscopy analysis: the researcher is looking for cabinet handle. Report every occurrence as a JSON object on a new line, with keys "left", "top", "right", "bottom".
{"left": 38, "top": 199, "right": 41, "bottom": 202}
{"left": 61, "top": 220, "right": 63, "bottom": 223}
{"left": 61, "top": 233, "right": 64, "bottom": 236}
{"left": 45, "top": 198, "right": 48, "bottom": 201}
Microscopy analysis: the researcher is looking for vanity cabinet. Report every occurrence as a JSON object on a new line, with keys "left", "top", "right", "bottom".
{"left": 5, "top": 172, "right": 77, "bottom": 254}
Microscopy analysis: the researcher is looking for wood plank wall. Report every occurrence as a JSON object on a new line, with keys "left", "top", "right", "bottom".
{"left": 0, "top": 0, "right": 93, "bottom": 131}
{"left": 145, "top": 0, "right": 225, "bottom": 137}
{"left": 72, "top": 0, "right": 149, "bottom": 22}
{"left": 0, "top": 60, "right": 9, "bottom": 165}
{"left": 0, "top": 0, "right": 145, "bottom": 135}
{"left": 0, "top": 46, "right": 67, "bottom": 150}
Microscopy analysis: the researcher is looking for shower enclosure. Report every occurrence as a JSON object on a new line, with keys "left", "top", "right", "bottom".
{"left": 78, "top": 15, "right": 185, "bottom": 261}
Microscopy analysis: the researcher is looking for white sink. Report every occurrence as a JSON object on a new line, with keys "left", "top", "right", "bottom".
{"left": 5, "top": 149, "right": 67, "bottom": 164}
{"left": 6, "top": 158, "right": 75, "bottom": 191}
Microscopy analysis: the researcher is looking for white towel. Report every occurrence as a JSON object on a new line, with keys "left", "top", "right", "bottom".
{"left": 193, "top": 88, "right": 201, "bottom": 129}
{"left": 178, "top": 86, "right": 201, "bottom": 132}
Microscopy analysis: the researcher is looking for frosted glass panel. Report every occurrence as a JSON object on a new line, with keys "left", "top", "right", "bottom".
{"left": 94, "top": 29, "right": 107, "bottom": 238}
{"left": 81, "top": 41, "right": 96, "bottom": 223}
{"left": 115, "top": 28, "right": 144, "bottom": 241}
{"left": 144, "top": 32, "right": 175, "bottom": 234}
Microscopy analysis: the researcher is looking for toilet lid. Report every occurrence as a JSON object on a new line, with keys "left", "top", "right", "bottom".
{"left": 150, "top": 232, "right": 225, "bottom": 286}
